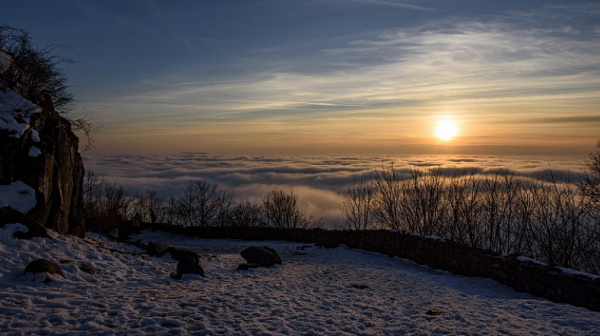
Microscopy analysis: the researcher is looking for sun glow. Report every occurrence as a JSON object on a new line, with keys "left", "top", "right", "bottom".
{"left": 435, "top": 119, "right": 458, "bottom": 142}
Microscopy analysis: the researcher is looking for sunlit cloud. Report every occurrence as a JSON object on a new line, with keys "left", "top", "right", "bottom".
{"left": 79, "top": 2, "right": 600, "bottom": 155}
{"left": 19, "top": 1, "right": 583, "bottom": 156}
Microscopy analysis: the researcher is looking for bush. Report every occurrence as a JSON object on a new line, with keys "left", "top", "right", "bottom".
{"left": 262, "top": 189, "right": 321, "bottom": 229}
{"left": 174, "top": 180, "right": 234, "bottom": 227}
{"left": 230, "top": 200, "right": 264, "bottom": 227}
{"left": 341, "top": 174, "right": 377, "bottom": 230}
{"left": 581, "top": 141, "right": 600, "bottom": 208}
{"left": 0, "top": 24, "right": 73, "bottom": 113}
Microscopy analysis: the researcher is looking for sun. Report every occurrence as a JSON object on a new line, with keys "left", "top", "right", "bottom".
{"left": 435, "top": 119, "right": 458, "bottom": 142}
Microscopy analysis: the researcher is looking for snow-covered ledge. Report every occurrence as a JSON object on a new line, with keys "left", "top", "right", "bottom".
{"left": 148, "top": 224, "right": 600, "bottom": 312}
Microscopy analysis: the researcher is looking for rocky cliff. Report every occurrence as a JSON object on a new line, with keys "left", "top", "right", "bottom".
{"left": 0, "top": 54, "right": 85, "bottom": 236}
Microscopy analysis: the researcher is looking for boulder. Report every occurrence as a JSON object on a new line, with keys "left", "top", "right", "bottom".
{"left": 147, "top": 241, "right": 170, "bottom": 257}
{"left": 172, "top": 260, "right": 205, "bottom": 279}
{"left": 24, "top": 258, "right": 64, "bottom": 281}
{"left": 168, "top": 247, "right": 200, "bottom": 264}
{"left": 240, "top": 246, "right": 282, "bottom": 267}
{"left": 78, "top": 263, "right": 100, "bottom": 275}
{"left": 118, "top": 221, "right": 141, "bottom": 240}
{"left": 236, "top": 263, "right": 261, "bottom": 271}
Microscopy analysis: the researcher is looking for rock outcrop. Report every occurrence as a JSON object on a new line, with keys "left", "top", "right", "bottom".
{"left": 0, "top": 56, "right": 85, "bottom": 236}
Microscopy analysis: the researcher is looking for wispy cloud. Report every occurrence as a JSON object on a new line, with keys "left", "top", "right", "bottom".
{"left": 526, "top": 115, "right": 600, "bottom": 124}
{"left": 334, "top": 0, "right": 437, "bottom": 11}
{"left": 84, "top": 2, "right": 600, "bottom": 153}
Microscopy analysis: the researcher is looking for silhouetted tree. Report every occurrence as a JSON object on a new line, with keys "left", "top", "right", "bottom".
{"left": 342, "top": 175, "right": 377, "bottom": 230}
{"left": 230, "top": 200, "right": 264, "bottom": 227}
{"left": 262, "top": 189, "right": 321, "bottom": 229}
{"left": 581, "top": 141, "right": 600, "bottom": 208}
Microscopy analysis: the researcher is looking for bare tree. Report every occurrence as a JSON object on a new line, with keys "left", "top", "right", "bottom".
{"left": 262, "top": 189, "right": 321, "bottom": 229}
{"left": 443, "top": 170, "right": 482, "bottom": 246}
{"left": 230, "top": 200, "right": 264, "bottom": 227}
{"left": 178, "top": 180, "right": 233, "bottom": 227}
{"left": 341, "top": 175, "right": 377, "bottom": 230}
{"left": 581, "top": 141, "right": 600, "bottom": 210}
{"left": 82, "top": 170, "right": 103, "bottom": 221}
{"left": 372, "top": 164, "right": 405, "bottom": 230}
{"left": 399, "top": 168, "right": 446, "bottom": 236}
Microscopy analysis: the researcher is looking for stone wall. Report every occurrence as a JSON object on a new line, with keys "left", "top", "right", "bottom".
{"left": 149, "top": 224, "right": 600, "bottom": 312}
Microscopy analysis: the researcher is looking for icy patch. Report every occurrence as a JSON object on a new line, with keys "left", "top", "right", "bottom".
{"left": 31, "top": 130, "right": 40, "bottom": 142}
{"left": 0, "top": 87, "right": 40, "bottom": 138}
{"left": 0, "top": 181, "right": 36, "bottom": 213}
{"left": 28, "top": 146, "right": 42, "bottom": 157}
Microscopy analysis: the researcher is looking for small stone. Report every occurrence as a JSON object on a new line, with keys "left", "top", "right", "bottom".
{"left": 350, "top": 284, "right": 370, "bottom": 289}
{"left": 24, "top": 259, "right": 64, "bottom": 281}
{"left": 172, "top": 260, "right": 204, "bottom": 279}
{"left": 78, "top": 264, "right": 100, "bottom": 274}
{"left": 425, "top": 309, "right": 444, "bottom": 316}
{"left": 240, "top": 246, "right": 282, "bottom": 267}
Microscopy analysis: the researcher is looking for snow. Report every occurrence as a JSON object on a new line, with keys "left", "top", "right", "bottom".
{"left": 0, "top": 180, "right": 36, "bottom": 214}
{"left": 517, "top": 256, "right": 547, "bottom": 266}
{"left": 31, "top": 130, "right": 40, "bottom": 142}
{"left": 558, "top": 267, "right": 600, "bottom": 280}
{"left": 0, "top": 228, "right": 599, "bottom": 335}
{"left": 0, "top": 86, "right": 40, "bottom": 138}
{"left": 28, "top": 146, "right": 42, "bottom": 157}
{"left": 515, "top": 257, "right": 600, "bottom": 279}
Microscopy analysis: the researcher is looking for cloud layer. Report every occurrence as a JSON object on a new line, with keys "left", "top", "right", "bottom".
{"left": 84, "top": 153, "right": 588, "bottom": 227}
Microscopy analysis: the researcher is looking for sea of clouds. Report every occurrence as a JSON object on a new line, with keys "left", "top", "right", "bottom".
{"left": 83, "top": 153, "right": 589, "bottom": 227}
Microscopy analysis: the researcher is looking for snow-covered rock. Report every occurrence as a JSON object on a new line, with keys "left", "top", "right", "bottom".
{"left": 0, "top": 54, "right": 85, "bottom": 236}
{"left": 0, "top": 180, "right": 36, "bottom": 213}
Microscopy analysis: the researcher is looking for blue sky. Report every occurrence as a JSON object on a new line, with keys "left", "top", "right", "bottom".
{"left": 3, "top": 0, "right": 600, "bottom": 155}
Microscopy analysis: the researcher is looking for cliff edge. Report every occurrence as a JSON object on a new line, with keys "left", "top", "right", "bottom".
{"left": 0, "top": 49, "right": 85, "bottom": 236}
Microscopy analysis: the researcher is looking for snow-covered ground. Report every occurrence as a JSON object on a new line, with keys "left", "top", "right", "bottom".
{"left": 1, "top": 226, "right": 599, "bottom": 336}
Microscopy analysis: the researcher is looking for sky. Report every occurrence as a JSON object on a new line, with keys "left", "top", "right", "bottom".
{"left": 2, "top": 0, "right": 600, "bottom": 156}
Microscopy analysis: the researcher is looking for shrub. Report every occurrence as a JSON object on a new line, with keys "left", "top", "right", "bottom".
{"left": 262, "top": 189, "right": 321, "bottom": 229}
{"left": 0, "top": 24, "right": 73, "bottom": 113}
{"left": 341, "top": 174, "right": 377, "bottom": 230}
